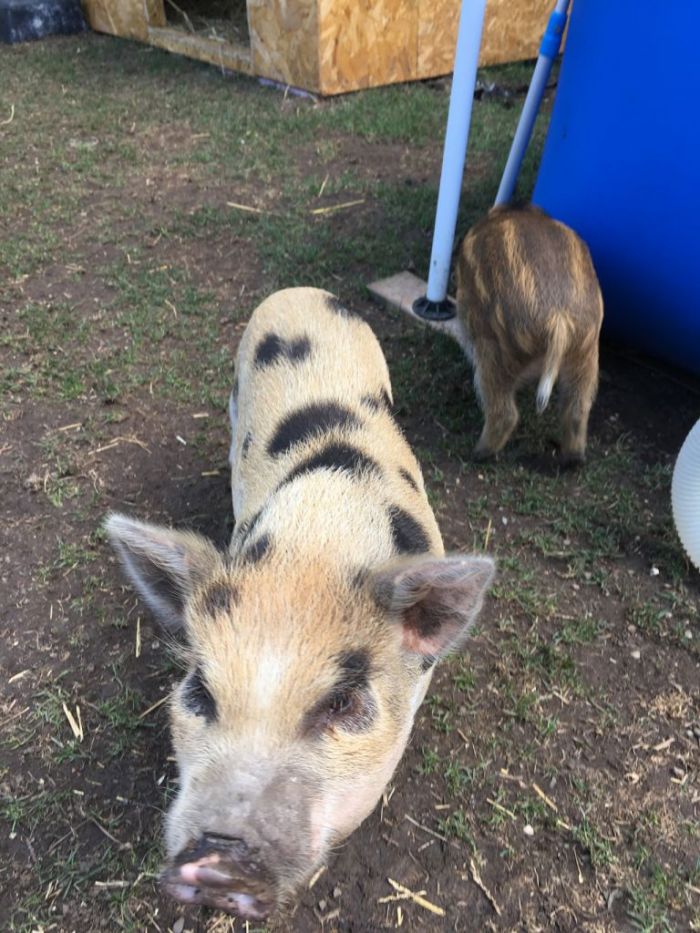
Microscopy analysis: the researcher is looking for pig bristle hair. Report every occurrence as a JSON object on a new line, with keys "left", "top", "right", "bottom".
{"left": 160, "top": 629, "right": 195, "bottom": 669}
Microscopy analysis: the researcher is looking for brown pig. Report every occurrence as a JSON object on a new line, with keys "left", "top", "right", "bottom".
{"left": 455, "top": 204, "right": 604, "bottom": 465}
{"left": 106, "top": 287, "right": 494, "bottom": 920}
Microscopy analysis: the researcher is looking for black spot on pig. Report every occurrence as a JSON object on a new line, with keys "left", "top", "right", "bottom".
{"left": 200, "top": 580, "right": 239, "bottom": 616}
{"left": 420, "top": 656, "right": 436, "bottom": 673}
{"left": 325, "top": 295, "right": 360, "bottom": 319}
{"left": 241, "top": 533, "right": 272, "bottom": 565}
{"left": 268, "top": 403, "right": 361, "bottom": 457}
{"left": 287, "top": 336, "right": 312, "bottom": 361}
{"left": 360, "top": 389, "right": 392, "bottom": 413}
{"left": 399, "top": 467, "right": 419, "bottom": 491}
{"left": 242, "top": 431, "right": 253, "bottom": 458}
{"left": 387, "top": 506, "right": 430, "bottom": 555}
{"left": 255, "top": 333, "right": 312, "bottom": 368}
{"left": 280, "top": 442, "right": 380, "bottom": 487}
{"left": 255, "top": 333, "right": 285, "bottom": 367}
{"left": 183, "top": 669, "right": 217, "bottom": 722}
{"left": 337, "top": 649, "right": 370, "bottom": 690}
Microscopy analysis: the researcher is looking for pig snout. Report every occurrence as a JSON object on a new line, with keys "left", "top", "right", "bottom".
{"left": 161, "top": 833, "right": 275, "bottom": 918}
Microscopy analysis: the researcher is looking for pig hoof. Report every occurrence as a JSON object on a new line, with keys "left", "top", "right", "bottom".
{"left": 559, "top": 451, "right": 585, "bottom": 470}
{"left": 473, "top": 446, "right": 496, "bottom": 463}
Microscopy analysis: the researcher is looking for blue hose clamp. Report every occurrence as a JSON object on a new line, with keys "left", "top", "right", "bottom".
{"left": 540, "top": 10, "right": 567, "bottom": 59}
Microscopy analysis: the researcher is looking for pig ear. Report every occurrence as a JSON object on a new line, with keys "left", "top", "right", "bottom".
{"left": 104, "top": 513, "right": 223, "bottom": 632}
{"left": 372, "top": 555, "right": 495, "bottom": 661}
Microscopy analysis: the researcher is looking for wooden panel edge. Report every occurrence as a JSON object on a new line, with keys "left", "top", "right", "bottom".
{"left": 147, "top": 26, "right": 254, "bottom": 75}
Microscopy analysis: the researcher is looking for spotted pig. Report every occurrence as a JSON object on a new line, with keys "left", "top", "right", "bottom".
{"left": 106, "top": 287, "right": 494, "bottom": 920}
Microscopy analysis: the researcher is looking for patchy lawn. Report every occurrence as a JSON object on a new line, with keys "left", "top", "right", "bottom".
{"left": 1, "top": 33, "right": 698, "bottom": 933}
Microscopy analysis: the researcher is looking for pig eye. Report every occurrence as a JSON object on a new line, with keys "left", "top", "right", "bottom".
{"left": 183, "top": 669, "right": 216, "bottom": 722}
{"left": 327, "top": 688, "right": 354, "bottom": 718}
{"left": 302, "top": 650, "right": 376, "bottom": 737}
{"left": 302, "top": 687, "right": 358, "bottom": 736}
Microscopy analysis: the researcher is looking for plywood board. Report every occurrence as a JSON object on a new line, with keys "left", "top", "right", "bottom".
{"left": 480, "top": 0, "right": 553, "bottom": 66}
{"left": 318, "top": 0, "right": 417, "bottom": 95}
{"left": 82, "top": 0, "right": 164, "bottom": 41}
{"left": 417, "top": 0, "right": 460, "bottom": 78}
{"left": 248, "top": 0, "right": 319, "bottom": 90}
{"left": 147, "top": 26, "right": 252, "bottom": 75}
{"left": 320, "top": 0, "right": 551, "bottom": 92}
{"left": 368, "top": 271, "right": 463, "bottom": 343}
{"left": 418, "top": 0, "right": 551, "bottom": 80}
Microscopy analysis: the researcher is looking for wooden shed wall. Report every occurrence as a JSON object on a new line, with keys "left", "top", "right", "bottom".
{"left": 81, "top": 0, "right": 554, "bottom": 95}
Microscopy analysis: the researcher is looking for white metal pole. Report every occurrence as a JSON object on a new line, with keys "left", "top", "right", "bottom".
{"left": 495, "top": 0, "right": 570, "bottom": 205}
{"left": 419, "top": 0, "right": 487, "bottom": 316}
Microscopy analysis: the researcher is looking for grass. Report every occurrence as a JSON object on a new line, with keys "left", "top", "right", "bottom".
{"left": 1, "top": 37, "right": 546, "bottom": 407}
{"left": 96, "top": 683, "right": 155, "bottom": 760}
{"left": 425, "top": 694, "right": 454, "bottom": 734}
{"left": 553, "top": 614, "right": 605, "bottom": 646}
{"left": 438, "top": 808, "right": 477, "bottom": 850}
{"left": 36, "top": 538, "right": 97, "bottom": 585}
{"left": 573, "top": 814, "right": 616, "bottom": 872}
{"left": 627, "top": 853, "right": 700, "bottom": 933}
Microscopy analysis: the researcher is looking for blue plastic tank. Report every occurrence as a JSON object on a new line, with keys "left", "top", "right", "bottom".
{"left": 0, "top": 0, "right": 86, "bottom": 43}
{"left": 533, "top": 0, "right": 700, "bottom": 375}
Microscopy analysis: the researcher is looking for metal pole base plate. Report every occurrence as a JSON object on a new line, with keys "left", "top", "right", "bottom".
{"left": 412, "top": 295, "right": 457, "bottom": 322}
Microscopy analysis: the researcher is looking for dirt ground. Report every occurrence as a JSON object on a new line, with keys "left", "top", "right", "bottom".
{"left": 1, "top": 34, "right": 699, "bottom": 933}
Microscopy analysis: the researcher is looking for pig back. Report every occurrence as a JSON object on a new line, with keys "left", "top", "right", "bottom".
{"left": 458, "top": 205, "right": 603, "bottom": 349}
{"left": 230, "top": 288, "right": 442, "bottom": 560}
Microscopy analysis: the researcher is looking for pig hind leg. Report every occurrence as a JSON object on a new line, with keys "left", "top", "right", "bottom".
{"left": 472, "top": 348, "right": 519, "bottom": 460}
{"left": 557, "top": 347, "right": 598, "bottom": 467}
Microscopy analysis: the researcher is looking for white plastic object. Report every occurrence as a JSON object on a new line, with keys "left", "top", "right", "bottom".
{"left": 671, "top": 418, "right": 700, "bottom": 571}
